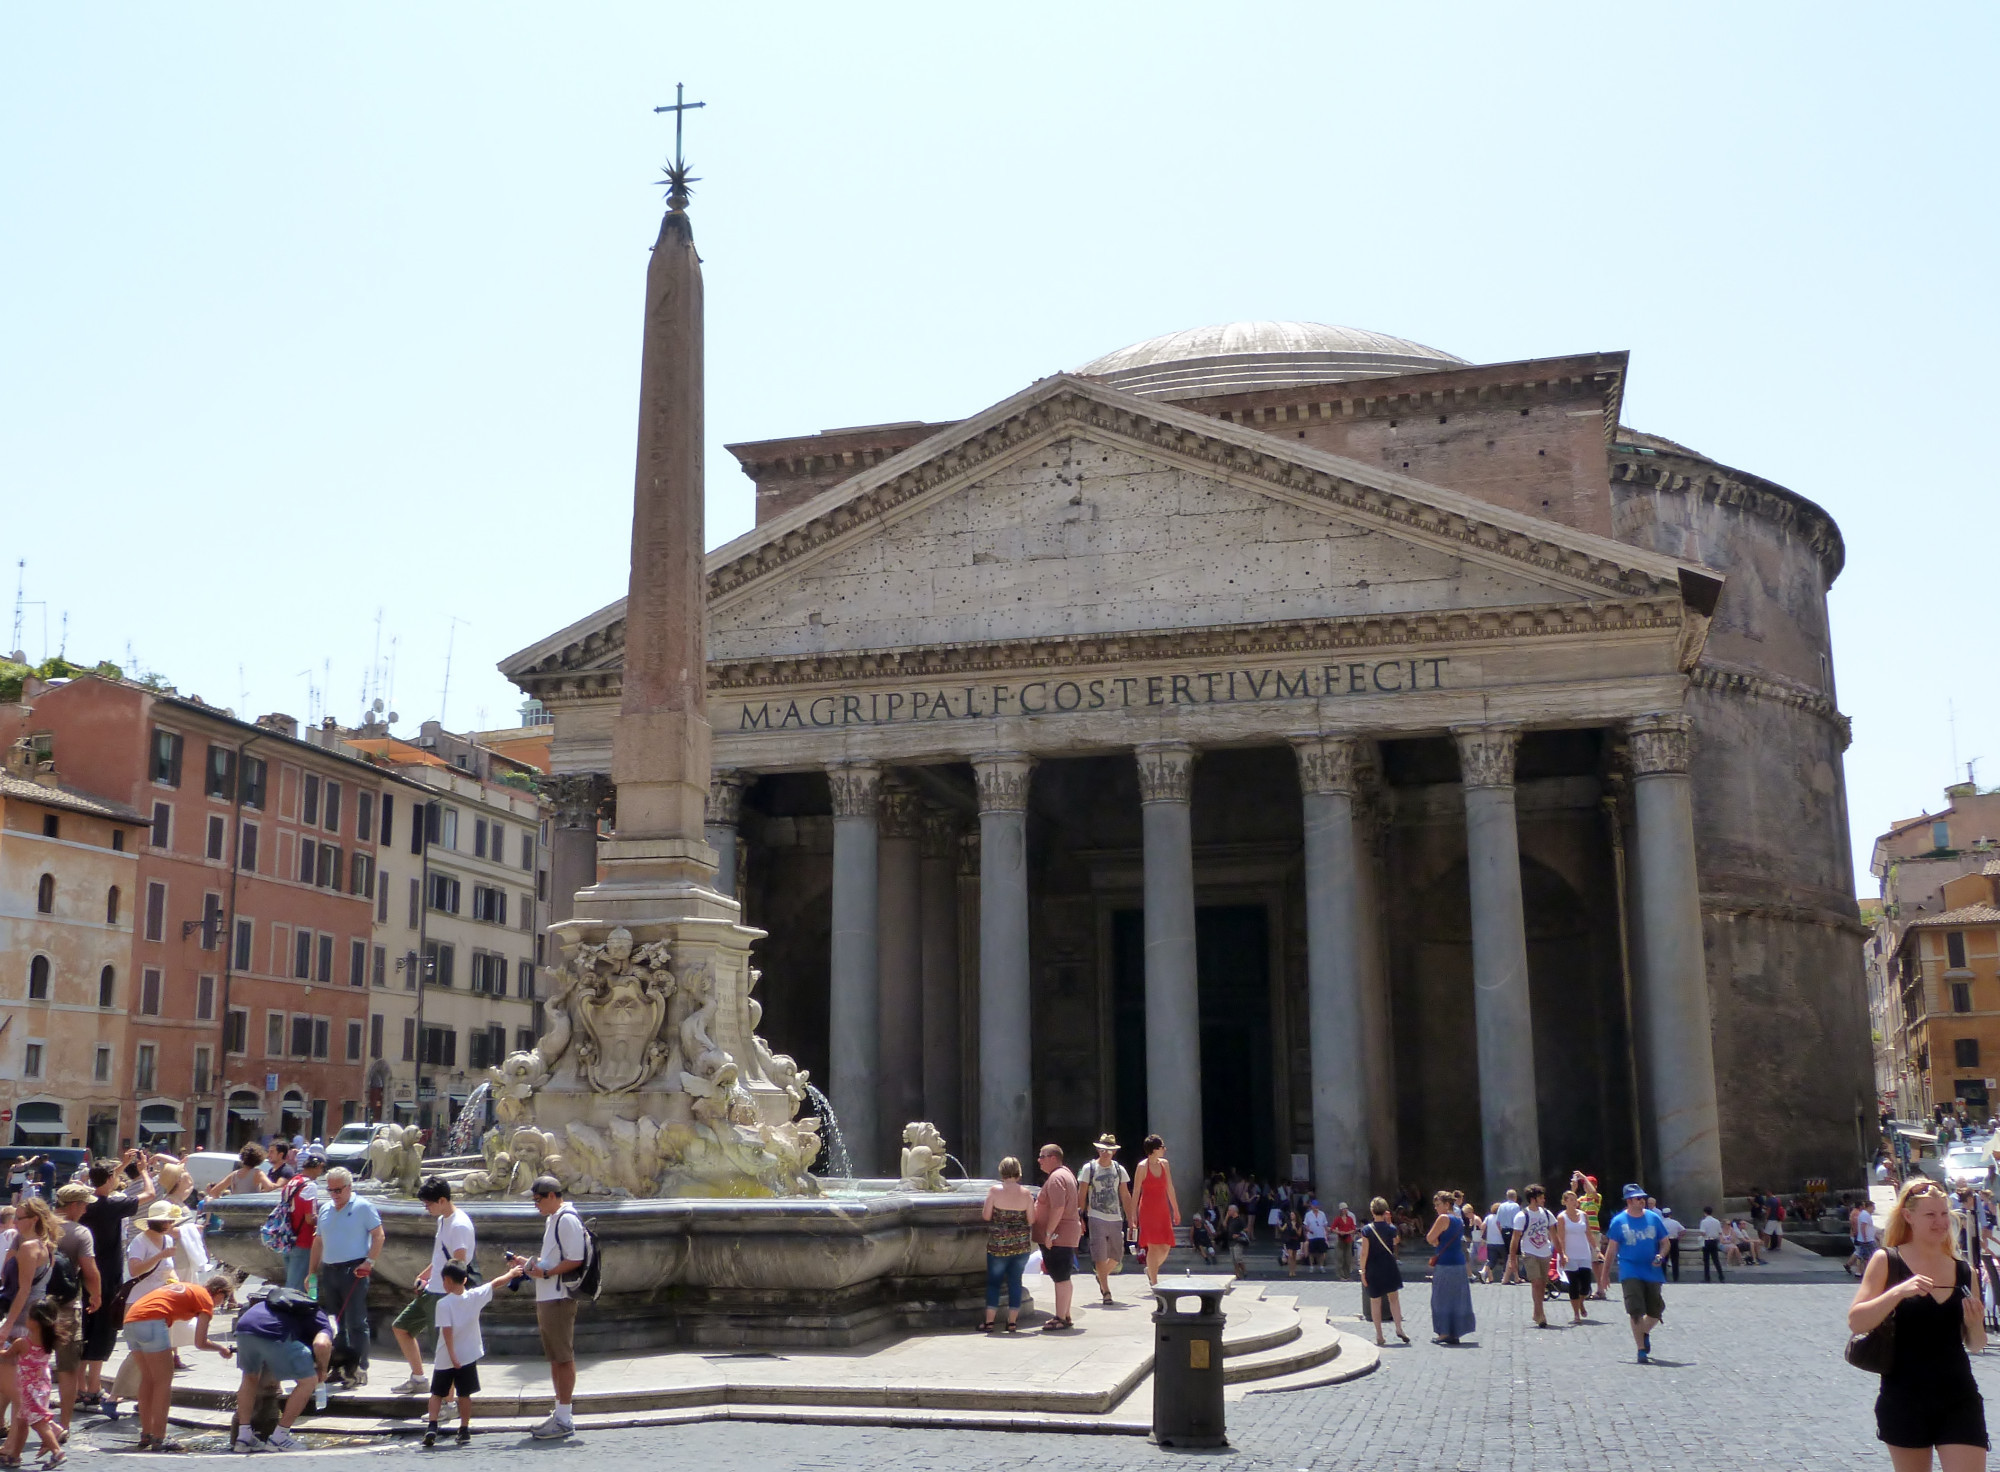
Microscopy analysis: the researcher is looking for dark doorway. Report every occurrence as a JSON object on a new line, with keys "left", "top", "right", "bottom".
{"left": 1110, "top": 904, "right": 1276, "bottom": 1179}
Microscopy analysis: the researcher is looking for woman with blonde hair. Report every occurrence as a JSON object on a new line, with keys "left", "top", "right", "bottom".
{"left": 1849, "top": 1178, "right": 1987, "bottom": 1468}
{"left": 0, "top": 1198, "right": 60, "bottom": 1460}
{"left": 1357, "top": 1196, "right": 1408, "bottom": 1347}
{"left": 979, "top": 1158, "right": 1034, "bottom": 1333}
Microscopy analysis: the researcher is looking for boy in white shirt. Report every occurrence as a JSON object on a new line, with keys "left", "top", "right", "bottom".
{"left": 425, "top": 1258, "right": 526, "bottom": 1446}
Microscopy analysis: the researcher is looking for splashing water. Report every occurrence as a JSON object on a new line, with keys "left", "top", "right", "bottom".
{"left": 805, "top": 1084, "right": 852, "bottom": 1180}
{"left": 443, "top": 1081, "right": 493, "bottom": 1156}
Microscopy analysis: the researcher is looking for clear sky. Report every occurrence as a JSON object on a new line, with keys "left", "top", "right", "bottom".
{"left": 3, "top": 5, "right": 1993, "bottom": 893}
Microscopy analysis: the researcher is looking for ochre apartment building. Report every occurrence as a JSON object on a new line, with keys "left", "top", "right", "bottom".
{"left": 1895, "top": 863, "right": 2000, "bottom": 1119}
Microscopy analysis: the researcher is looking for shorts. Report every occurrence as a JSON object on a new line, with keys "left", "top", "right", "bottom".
{"left": 394, "top": 1292, "right": 442, "bottom": 1336}
{"left": 81, "top": 1300, "right": 120, "bottom": 1362}
{"left": 1308, "top": 1238, "right": 1328, "bottom": 1259}
{"left": 1877, "top": 1384, "right": 1989, "bottom": 1450}
{"left": 430, "top": 1362, "right": 482, "bottom": 1399}
{"left": 122, "top": 1318, "right": 174, "bottom": 1355}
{"left": 1086, "top": 1217, "right": 1125, "bottom": 1266}
{"left": 1621, "top": 1277, "right": 1666, "bottom": 1321}
{"left": 1566, "top": 1268, "right": 1594, "bottom": 1300}
{"left": 236, "top": 1333, "right": 317, "bottom": 1383}
{"left": 53, "top": 1301, "right": 82, "bottom": 1373}
{"left": 1041, "top": 1245, "right": 1075, "bottom": 1283}
{"left": 536, "top": 1297, "right": 578, "bottom": 1365}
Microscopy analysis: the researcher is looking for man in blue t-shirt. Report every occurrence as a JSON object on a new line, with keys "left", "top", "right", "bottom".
{"left": 1602, "top": 1182, "right": 1670, "bottom": 1362}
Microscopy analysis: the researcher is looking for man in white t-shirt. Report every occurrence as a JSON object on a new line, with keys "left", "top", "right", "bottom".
{"left": 1077, "top": 1136, "right": 1133, "bottom": 1306}
{"left": 1517, "top": 1185, "right": 1556, "bottom": 1326}
{"left": 388, "top": 1176, "right": 479, "bottom": 1396}
{"left": 1302, "top": 1203, "right": 1330, "bottom": 1275}
{"left": 1846, "top": 1198, "right": 1878, "bottom": 1278}
{"left": 1658, "top": 1204, "right": 1684, "bottom": 1282}
{"left": 1698, "top": 1206, "right": 1725, "bottom": 1282}
{"left": 513, "top": 1175, "right": 588, "bottom": 1440}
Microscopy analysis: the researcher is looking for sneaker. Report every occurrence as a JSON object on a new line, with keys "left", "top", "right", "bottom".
{"left": 528, "top": 1415, "right": 570, "bottom": 1441}
{"left": 1637, "top": 1348, "right": 1649, "bottom": 1364}
{"left": 263, "top": 1427, "right": 306, "bottom": 1452}
{"left": 422, "top": 1429, "right": 438, "bottom": 1449}
{"left": 389, "top": 1376, "right": 429, "bottom": 1398}
{"left": 98, "top": 1400, "right": 119, "bottom": 1421}
{"left": 454, "top": 1429, "right": 471, "bottom": 1445}
{"left": 235, "top": 1428, "right": 267, "bottom": 1455}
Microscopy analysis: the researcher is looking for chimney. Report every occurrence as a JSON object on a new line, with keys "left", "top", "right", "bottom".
{"left": 256, "top": 713, "right": 299, "bottom": 739}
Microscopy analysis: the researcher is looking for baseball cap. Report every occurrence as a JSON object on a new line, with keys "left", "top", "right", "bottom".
{"left": 301, "top": 1146, "right": 328, "bottom": 1166}
{"left": 1622, "top": 1182, "right": 1648, "bottom": 1200}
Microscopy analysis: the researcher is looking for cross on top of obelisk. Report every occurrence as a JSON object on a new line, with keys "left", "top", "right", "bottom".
{"left": 653, "top": 82, "right": 705, "bottom": 212}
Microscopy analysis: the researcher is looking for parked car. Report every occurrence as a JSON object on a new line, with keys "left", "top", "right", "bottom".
{"left": 179, "top": 1151, "right": 244, "bottom": 1193}
{"left": 324, "top": 1123, "right": 375, "bottom": 1178}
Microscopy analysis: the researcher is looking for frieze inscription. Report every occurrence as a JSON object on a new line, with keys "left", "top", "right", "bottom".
{"left": 734, "top": 657, "right": 1450, "bottom": 731}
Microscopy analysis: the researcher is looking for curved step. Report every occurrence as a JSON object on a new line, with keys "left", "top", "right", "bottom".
{"left": 1223, "top": 1307, "right": 1342, "bottom": 1384}
{"left": 1236, "top": 1328, "right": 1381, "bottom": 1395}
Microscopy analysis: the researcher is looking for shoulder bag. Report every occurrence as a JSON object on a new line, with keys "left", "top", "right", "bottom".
{"left": 1845, "top": 1247, "right": 1909, "bottom": 1373}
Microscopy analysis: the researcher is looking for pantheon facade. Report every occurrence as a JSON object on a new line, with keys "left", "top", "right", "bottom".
{"left": 505, "top": 322, "right": 1869, "bottom": 1211}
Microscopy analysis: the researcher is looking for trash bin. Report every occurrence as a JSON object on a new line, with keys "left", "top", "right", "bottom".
{"left": 1150, "top": 1274, "right": 1233, "bottom": 1448}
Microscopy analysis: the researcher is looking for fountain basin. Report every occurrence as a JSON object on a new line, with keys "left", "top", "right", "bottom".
{"left": 206, "top": 1182, "right": 997, "bottom": 1351}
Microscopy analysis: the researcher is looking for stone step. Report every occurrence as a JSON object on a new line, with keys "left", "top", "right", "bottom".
{"left": 1231, "top": 1329, "right": 1381, "bottom": 1397}
{"left": 1222, "top": 1306, "right": 1342, "bottom": 1384}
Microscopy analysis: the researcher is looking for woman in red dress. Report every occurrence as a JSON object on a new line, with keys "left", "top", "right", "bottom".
{"left": 1130, "top": 1134, "right": 1181, "bottom": 1286}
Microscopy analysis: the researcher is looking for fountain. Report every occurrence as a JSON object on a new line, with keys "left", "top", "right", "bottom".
{"left": 205, "top": 131, "right": 992, "bottom": 1349}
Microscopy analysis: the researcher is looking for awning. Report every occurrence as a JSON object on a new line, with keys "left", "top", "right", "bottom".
{"left": 391, "top": 1101, "right": 417, "bottom": 1114}
{"left": 229, "top": 1108, "right": 265, "bottom": 1122}
{"left": 138, "top": 1121, "right": 184, "bottom": 1133}
{"left": 12, "top": 1121, "right": 65, "bottom": 1136}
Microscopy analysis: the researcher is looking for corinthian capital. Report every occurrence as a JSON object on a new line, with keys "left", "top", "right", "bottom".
{"left": 1135, "top": 742, "right": 1196, "bottom": 805}
{"left": 705, "top": 771, "right": 746, "bottom": 828}
{"left": 1626, "top": 712, "right": 1692, "bottom": 777}
{"left": 1452, "top": 725, "right": 1521, "bottom": 791}
{"left": 973, "top": 753, "right": 1034, "bottom": 814}
{"left": 1291, "top": 735, "right": 1359, "bottom": 797}
{"left": 878, "top": 778, "right": 926, "bottom": 839}
{"left": 549, "top": 772, "right": 614, "bottom": 831}
{"left": 826, "top": 761, "right": 881, "bottom": 819}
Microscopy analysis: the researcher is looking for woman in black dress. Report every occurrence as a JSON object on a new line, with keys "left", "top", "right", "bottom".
{"left": 1849, "top": 1178, "right": 1988, "bottom": 1470}
{"left": 1356, "top": 1196, "right": 1409, "bottom": 1347}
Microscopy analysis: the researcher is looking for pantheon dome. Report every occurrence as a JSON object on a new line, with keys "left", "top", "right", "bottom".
{"left": 1076, "top": 319, "right": 1466, "bottom": 400}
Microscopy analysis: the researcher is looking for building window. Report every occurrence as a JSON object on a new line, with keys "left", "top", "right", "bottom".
{"left": 140, "top": 968, "right": 162, "bottom": 1015}
{"left": 135, "top": 1043, "right": 156, "bottom": 1092}
{"left": 35, "top": 873, "right": 53, "bottom": 914}
{"left": 205, "top": 743, "right": 237, "bottom": 800}
{"left": 537, "top": 868, "right": 547, "bottom": 901}
{"left": 515, "top": 1028, "right": 536, "bottom": 1055}
{"left": 372, "top": 945, "right": 386, "bottom": 988}
{"left": 145, "top": 882, "right": 166, "bottom": 941}
{"left": 42, "top": 813, "right": 58, "bottom": 839}
{"left": 303, "top": 773, "right": 320, "bottom": 826}
{"left": 403, "top": 950, "right": 418, "bottom": 991}
{"left": 239, "top": 821, "right": 259, "bottom": 874}
{"left": 521, "top": 833, "right": 535, "bottom": 871}
{"left": 240, "top": 755, "right": 267, "bottom": 809}
{"left": 290, "top": 1015, "right": 313, "bottom": 1058}
{"left": 381, "top": 794, "right": 394, "bottom": 848}
{"left": 440, "top": 807, "right": 458, "bottom": 850}
{"left": 470, "top": 951, "right": 508, "bottom": 996}
{"left": 1956, "top": 1037, "right": 1982, "bottom": 1068}
{"left": 224, "top": 1007, "right": 248, "bottom": 1055}
{"left": 1949, "top": 932, "right": 1969, "bottom": 970}
{"left": 106, "top": 886, "right": 120, "bottom": 924}
{"left": 346, "top": 1020, "right": 363, "bottom": 1062}
{"left": 265, "top": 1011, "right": 285, "bottom": 1057}
{"left": 196, "top": 974, "right": 215, "bottom": 1020}
{"left": 1954, "top": 982, "right": 1973, "bottom": 1013}
{"left": 324, "top": 781, "right": 342, "bottom": 834}
{"left": 377, "top": 871, "right": 389, "bottom": 923}
{"left": 350, "top": 852, "right": 374, "bottom": 896}
{"left": 28, "top": 955, "right": 50, "bottom": 1000}
{"left": 317, "top": 933, "right": 334, "bottom": 984}
{"left": 349, "top": 939, "right": 367, "bottom": 988}
{"left": 112, "top": 829, "right": 124, "bottom": 852}
{"left": 409, "top": 877, "right": 421, "bottom": 929}
{"left": 474, "top": 818, "right": 488, "bottom": 859}
{"left": 471, "top": 885, "right": 506, "bottom": 924}
{"left": 519, "top": 963, "right": 536, "bottom": 1000}
{"left": 98, "top": 965, "right": 115, "bottom": 1008}
{"left": 23, "top": 1043, "right": 44, "bottom": 1079}
{"left": 206, "top": 815, "right": 226, "bottom": 861}
{"left": 193, "top": 1046, "right": 211, "bottom": 1094}
{"left": 234, "top": 918, "right": 253, "bottom": 971}
{"left": 369, "top": 1013, "right": 384, "bottom": 1060}
{"left": 427, "top": 872, "right": 461, "bottom": 915}
{"left": 424, "top": 940, "right": 455, "bottom": 988}
{"left": 357, "top": 790, "right": 374, "bottom": 843}
{"left": 519, "top": 893, "right": 534, "bottom": 930}
{"left": 294, "top": 930, "right": 312, "bottom": 980}
{"left": 316, "top": 843, "right": 342, "bottom": 890}
{"left": 202, "top": 893, "right": 223, "bottom": 951}
{"left": 420, "top": 1025, "right": 456, "bottom": 1067}
{"left": 93, "top": 1045, "right": 112, "bottom": 1083}
{"left": 299, "top": 838, "right": 316, "bottom": 884}
{"left": 401, "top": 1016, "right": 416, "bottom": 1061}
{"left": 151, "top": 729, "right": 184, "bottom": 786}
{"left": 1934, "top": 820, "right": 1952, "bottom": 851}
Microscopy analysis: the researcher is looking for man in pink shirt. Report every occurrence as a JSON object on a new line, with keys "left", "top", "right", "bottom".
{"left": 1033, "top": 1145, "right": 1083, "bottom": 1330}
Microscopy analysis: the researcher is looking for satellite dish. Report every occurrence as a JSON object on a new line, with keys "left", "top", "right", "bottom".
{"left": 372, "top": 698, "right": 384, "bottom": 713}
{"left": 387, "top": 711, "right": 399, "bottom": 724}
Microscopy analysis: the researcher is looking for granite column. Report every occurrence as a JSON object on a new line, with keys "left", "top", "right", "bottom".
{"left": 828, "top": 762, "right": 882, "bottom": 1174}
{"left": 974, "top": 754, "right": 1033, "bottom": 1174}
{"left": 1137, "top": 742, "right": 1203, "bottom": 1210}
{"left": 1292, "top": 735, "right": 1369, "bottom": 1210}
{"left": 876, "top": 780, "right": 927, "bottom": 1155}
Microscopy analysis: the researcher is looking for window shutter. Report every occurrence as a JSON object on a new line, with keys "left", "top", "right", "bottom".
{"left": 169, "top": 733, "right": 184, "bottom": 787}
{"left": 381, "top": 794, "right": 394, "bottom": 847}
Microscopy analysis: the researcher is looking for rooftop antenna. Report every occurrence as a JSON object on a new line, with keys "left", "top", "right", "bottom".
{"left": 386, "top": 636, "right": 400, "bottom": 731}
{"left": 1950, "top": 698, "right": 1960, "bottom": 784}
{"left": 57, "top": 611, "right": 67, "bottom": 660}
{"left": 362, "top": 607, "right": 384, "bottom": 718}
{"left": 439, "top": 616, "right": 469, "bottom": 728}
{"left": 237, "top": 663, "right": 249, "bottom": 714}
{"left": 9, "top": 560, "right": 22, "bottom": 660}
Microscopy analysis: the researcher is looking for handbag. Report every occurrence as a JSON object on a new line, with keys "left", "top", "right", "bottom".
{"left": 1845, "top": 1248, "right": 1907, "bottom": 1374}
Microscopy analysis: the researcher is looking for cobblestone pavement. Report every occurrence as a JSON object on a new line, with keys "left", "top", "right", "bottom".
{"left": 127, "top": 1275, "right": 2000, "bottom": 1469}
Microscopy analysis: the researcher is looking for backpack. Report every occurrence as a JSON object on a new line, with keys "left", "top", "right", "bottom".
{"left": 260, "top": 1178, "right": 310, "bottom": 1255}
{"left": 554, "top": 1208, "right": 602, "bottom": 1303}
{"left": 45, "top": 1249, "right": 81, "bottom": 1306}
{"left": 255, "top": 1285, "right": 320, "bottom": 1316}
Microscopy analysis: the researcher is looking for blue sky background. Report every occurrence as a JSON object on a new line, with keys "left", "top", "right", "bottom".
{"left": 3, "top": 4, "right": 1993, "bottom": 892}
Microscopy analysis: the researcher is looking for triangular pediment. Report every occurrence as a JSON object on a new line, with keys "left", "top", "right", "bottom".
{"left": 503, "top": 374, "right": 1719, "bottom": 688}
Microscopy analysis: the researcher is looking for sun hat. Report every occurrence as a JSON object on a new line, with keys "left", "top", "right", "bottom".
{"left": 1094, "top": 1133, "right": 1120, "bottom": 1151}
{"left": 1622, "top": 1182, "right": 1647, "bottom": 1200}
{"left": 55, "top": 1183, "right": 92, "bottom": 1207}
{"left": 144, "top": 1200, "right": 184, "bottom": 1226}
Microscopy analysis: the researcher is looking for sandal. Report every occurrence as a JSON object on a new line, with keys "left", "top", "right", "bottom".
{"left": 1005, "top": 1321, "right": 1020, "bottom": 1333}
{"left": 1100, "top": 1290, "right": 1114, "bottom": 1306}
{"left": 976, "top": 1320, "right": 996, "bottom": 1332}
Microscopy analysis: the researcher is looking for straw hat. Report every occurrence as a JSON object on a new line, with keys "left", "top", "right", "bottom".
{"left": 1094, "top": 1133, "right": 1120, "bottom": 1152}
{"left": 143, "top": 1200, "right": 184, "bottom": 1227}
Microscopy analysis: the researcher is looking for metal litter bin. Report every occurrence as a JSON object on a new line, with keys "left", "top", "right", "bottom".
{"left": 1150, "top": 1274, "right": 1233, "bottom": 1448}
